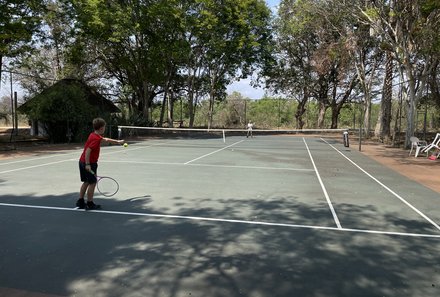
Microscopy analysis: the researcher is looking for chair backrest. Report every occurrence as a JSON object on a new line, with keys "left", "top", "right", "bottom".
{"left": 425, "top": 133, "right": 440, "bottom": 147}
{"left": 433, "top": 133, "right": 440, "bottom": 145}
{"left": 410, "top": 136, "right": 421, "bottom": 146}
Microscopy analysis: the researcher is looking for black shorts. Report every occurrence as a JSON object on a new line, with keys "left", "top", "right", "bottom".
{"left": 79, "top": 162, "right": 98, "bottom": 183}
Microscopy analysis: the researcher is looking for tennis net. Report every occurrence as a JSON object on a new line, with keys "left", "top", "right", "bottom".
{"left": 117, "top": 125, "right": 349, "bottom": 144}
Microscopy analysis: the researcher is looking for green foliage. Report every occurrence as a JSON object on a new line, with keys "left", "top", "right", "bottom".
{"left": 24, "top": 85, "right": 90, "bottom": 120}
{"left": 21, "top": 84, "right": 97, "bottom": 142}
{"left": 247, "top": 99, "right": 281, "bottom": 128}
{"left": 165, "top": 95, "right": 372, "bottom": 130}
{"left": 421, "top": 0, "right": 440, "bottom": 14}
{"left": 0, "top": 0, "right": 45, "bottom": 84}
{"left": 0, "top": 0, "right": 43, "bottom": 57}
{"left": 5, "top": 0, "right": 440, "bottom": 137}
{"left": 69, "top": 0, "right": 196, "bottom": 121}
{"left": 68, "top": 0, "right": 272, "bottom": 125}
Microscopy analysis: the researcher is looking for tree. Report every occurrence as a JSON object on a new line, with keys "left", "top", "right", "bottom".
{"left": 268, "top": 0, "right": 359, "bottom": 129}
{"left": 375, "top": 51, "right": 393, "bottom": 142}
{"left": 0, "top": 95, "right": 11, "bottom": 124}
{"left": 219, "top": 92, "right": 248, "bottom": 127}
{"left": 360, "top": 0, "right": 440, "bottom": 147}
{"left": 68, "top": 0, "right": 272, "bottom": 128}
{"left": 69, "top": 0, "right": 188, "bottom": 124}
{"left": 312, "top": 40, "right": 357, "bottom": 129}
{"left": 345, "top": 21, "right": 382, "bottom": 138}
{"left": 13, "top": 0, "right": 77, "bottom": 96}
{"left": 186, "top": 0, "right": 273, "bottom": 129}
{"left": 266, "top": 0, "right": 316, "bottom": 129}
{"left": 0, "top": 0, "right": 45, "bottom": 85}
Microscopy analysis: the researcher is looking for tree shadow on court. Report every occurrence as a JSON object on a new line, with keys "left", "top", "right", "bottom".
{"left": 0, "top": 193, "right": 439, "bottom": 297}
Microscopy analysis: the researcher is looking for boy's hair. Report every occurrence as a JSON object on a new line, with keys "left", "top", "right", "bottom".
{"left": 92, "top": 118, "right": 106, "bottom": 130}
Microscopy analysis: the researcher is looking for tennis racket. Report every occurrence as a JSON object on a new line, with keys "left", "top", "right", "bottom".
{"left": 88, "top": 169, "right": 119, "bottom": 197}
{"left": 96, "top": 175, "right": 119, "bottom": 197}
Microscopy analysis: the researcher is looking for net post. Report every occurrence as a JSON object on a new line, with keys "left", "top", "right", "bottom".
{"left": 222, "top": 130, "right": 226, "bottom": 143}
{"left": 343, "top": 130, "right": 349, "bottom": 147}
{"left": 117, "top": 126, "right": 122, "bottom": 140}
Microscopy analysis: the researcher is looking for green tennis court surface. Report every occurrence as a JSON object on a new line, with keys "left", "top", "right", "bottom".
{"left": 1, "top": 134, "right": 439, "bottom": 297}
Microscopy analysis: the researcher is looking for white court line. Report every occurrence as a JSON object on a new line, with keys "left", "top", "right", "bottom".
{"left": 0, "top": 150, "right": 80, "bottom": 166}
{"left": 0, "top": 202, "right": 439, "bottom": 238}
{"left": 101, "top": 160, "right": 315, "bottom": 172}
{"left": 188, "top": 163, "right": 314, "bottom": 172}
{"left": 303, "top": 138, "right": 342, "bottom": 229}
{"left": 0, "top": 143, "right": 162, "bottom": 175}
{"left": 0, "top": 159, "right": 76, "bottom": 174}
{"left": 184, "top": 140, "right": 245, "bottom": 164}
{"left": 322, "top": 138, "right": 440, "bottom": 232}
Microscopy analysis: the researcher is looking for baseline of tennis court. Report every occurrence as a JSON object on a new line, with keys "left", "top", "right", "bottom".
{"left": 1, "top": 134, "right": 439, "bottom": 297}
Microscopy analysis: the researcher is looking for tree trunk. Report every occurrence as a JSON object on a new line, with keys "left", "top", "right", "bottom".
{"left": 329, "top": 75, "right": 357, "bottom": 129}
{"left": 405, "top": 74, "right": 416, "bottom": 148}
{"left": 316, "top": 75, "right": 329, "bottom": 129}
{"left": 187, "top": 67, "right": 198, "bottom": 128}
{"left": 399, "top": 53, "right": 418, "bottom": 149}
{"left": 188, "top": 90, "right": 195, "bottom": 128}
{"left": 0, "top": 55, "right": 2, "bottom": 89}
{"left": 159, "top": 72, "right": 173, "bottom": 127}
{"left": 363, "top": 92, "right": 372, "bottom": 139}
{"left": 208, "top": 90, "right": 215, "bottom": 129}
{"left": 375, "top": 52, "right": 393, "bottom": 142}
{"left": 330, "top": 100, "right": 347, "bottom": 129}
{"left": 140, "top": 81, "right": 150, "bottom": 123}
{"left": 208, "top": 72, "right": 217, "bottom": 129}
{"left": 295, "top": 98, "right": 307, "bottom": 129}
{"left": 317, "top": 102, "right": 328, "bottom": 128}
{"left": 159, "top": 93, "right": 167, "bottom": 126}
{"left": 330, "top": 106, "right": 339, "bottom": 129}
{"left": 167, "top": 92, "right": 174, "bottom": 127}
{"left": 429, "top": 60, "right": 440, "bottom": 107}
{"left": 403, "top": 63, "right": 431, "bottom": 148}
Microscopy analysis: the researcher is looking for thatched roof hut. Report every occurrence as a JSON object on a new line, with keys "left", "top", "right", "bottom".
{"left": 19, "top": 78, "right": 120, "bottom": 113}
{"left": 18, "top": 79, "right": 120, "bottom": 142}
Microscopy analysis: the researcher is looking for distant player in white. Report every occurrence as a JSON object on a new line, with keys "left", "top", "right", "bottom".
{"left": 246, "top": 121, "right": 253, "bottom": 138}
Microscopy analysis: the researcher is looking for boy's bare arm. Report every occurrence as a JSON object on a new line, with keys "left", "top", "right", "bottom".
{"left": 102, "top": 137, "right": 124, "bottom": 145}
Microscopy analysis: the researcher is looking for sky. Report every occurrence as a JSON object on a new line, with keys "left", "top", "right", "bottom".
{"left": 226, "top": 0, "right": 280, "bottom": 99}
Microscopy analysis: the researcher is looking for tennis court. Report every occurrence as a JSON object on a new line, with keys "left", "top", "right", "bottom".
{"left": 1, "top": 130, "right": 439, "bottom": 297}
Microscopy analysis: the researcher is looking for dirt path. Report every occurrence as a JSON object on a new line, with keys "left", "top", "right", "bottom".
{"left": 359, "top": 142, "right": 439, "bottom": 194}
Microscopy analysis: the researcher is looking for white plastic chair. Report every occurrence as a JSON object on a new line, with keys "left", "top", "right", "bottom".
{"left": 409, "top": 136, "right": 427, "bottom": 157}
{"left": 421, "top": 133, "right": 440, "bottom": 158}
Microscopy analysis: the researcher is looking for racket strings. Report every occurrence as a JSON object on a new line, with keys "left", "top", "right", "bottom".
{"left": 97, "top": 177, "right": 119, "bottom": 197}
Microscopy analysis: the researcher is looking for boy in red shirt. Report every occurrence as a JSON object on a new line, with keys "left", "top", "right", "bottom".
{"left": 77, "top": 118, "right": 124, "bottom": 209}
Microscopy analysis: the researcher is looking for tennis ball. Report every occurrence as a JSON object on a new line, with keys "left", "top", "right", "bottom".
{"left": 123, "top": 143, "right": 128, "bottom": 147}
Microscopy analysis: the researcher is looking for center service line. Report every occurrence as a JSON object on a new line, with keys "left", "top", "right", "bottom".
{"left": 303, "top": 138, "right": 342, "bottom": 229}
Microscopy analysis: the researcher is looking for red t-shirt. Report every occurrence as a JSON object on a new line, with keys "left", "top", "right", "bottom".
{"left": 79, "top": 132, "right": 103, "bottom": 163}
